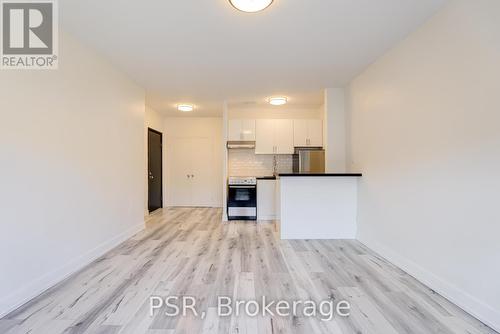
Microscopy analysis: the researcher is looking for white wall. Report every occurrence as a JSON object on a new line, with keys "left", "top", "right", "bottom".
{"left": 348, "top": 0, "right": 500, "bottom": 330}
{"left": 324, "top": 88, "right": 347, "bottom": 172}
{"left": 228, "top": 106, "right": 322, "bottom": 120}
{"left": 222, "top": 104, "right": 229, "bottom": 221}
{"left": 144, "top": 106, "right": 164, "bottom": 215}
{"left": 0, "top": 31, "right": 145, "bottom": 316}
{"left": 162, "top": 117, "right": 223, "bottom": 207}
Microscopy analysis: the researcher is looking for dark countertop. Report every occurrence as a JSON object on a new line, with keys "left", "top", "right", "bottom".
{"left": 278, "top": 173, "right": 362, "bottom": 177}
{"left": 256, "top": 176, "right": 277, "bottom": 180}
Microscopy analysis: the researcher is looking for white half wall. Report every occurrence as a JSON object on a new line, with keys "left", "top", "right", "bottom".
{"left": 0, "top": 31, "right": 145, "bottom": 317}
{"left": 280, "top": 176, "right": 358, "bottom": 239}
{"left": 348, "top": 0, "right": 500, "bottom": 330}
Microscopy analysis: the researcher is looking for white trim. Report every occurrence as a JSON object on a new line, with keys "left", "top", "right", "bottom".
{"left": 0, "top": 221, "right": 145, "bottom": 318}
{"left": 257, "top": 215, "right": 276, "bottom": 221}
{"left": 358, "top": 235, "right": 500, "bottom": 332}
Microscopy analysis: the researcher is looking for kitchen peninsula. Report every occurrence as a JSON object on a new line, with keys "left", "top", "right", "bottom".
{"left": 278, "top": 173, "right": 362, "bottom": 239}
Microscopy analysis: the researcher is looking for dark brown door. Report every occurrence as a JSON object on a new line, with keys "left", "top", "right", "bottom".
{"left": 148, "top": 128, "right": 163, "bottom": 212}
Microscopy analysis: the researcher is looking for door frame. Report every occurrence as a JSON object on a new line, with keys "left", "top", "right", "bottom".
{"left": 148, "top": 127, "right": 163, "bottom": 212}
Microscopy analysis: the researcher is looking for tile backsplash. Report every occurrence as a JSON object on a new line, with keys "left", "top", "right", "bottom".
{"left": 228, "top": 149, "right": 293, "bottom": 177}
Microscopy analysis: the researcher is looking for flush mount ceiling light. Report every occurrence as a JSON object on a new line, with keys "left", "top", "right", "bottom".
{"left": 269, "top": 97, "right": 287, "bottom": 106}
{"left": 229, "top": 0, "right": 273, "bottom": 13}
{"left": 177, "top": 104, "right": 194, "bottom": 112}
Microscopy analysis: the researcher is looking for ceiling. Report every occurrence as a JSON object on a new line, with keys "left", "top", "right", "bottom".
{"left": 60, "top": 0, "right": 446, "bottom": 116}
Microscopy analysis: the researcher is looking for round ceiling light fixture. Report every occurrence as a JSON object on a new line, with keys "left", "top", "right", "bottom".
{"left": 177, "top": 104, "right": 194, "bottom": 112}
{"left": 229, "top": 0, "right": 274, "bottom": 13}
{"left": 269, "top": 96, "right": 287, "bottom": 106}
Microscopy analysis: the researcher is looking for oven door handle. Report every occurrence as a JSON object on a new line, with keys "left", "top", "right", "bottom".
{"left": 229, "top": 185, "right": 256, "bottom": 189}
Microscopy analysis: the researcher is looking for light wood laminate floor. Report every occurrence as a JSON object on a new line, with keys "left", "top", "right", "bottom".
{"left": 1, "top": 208, "right": 496, "bottom": 334}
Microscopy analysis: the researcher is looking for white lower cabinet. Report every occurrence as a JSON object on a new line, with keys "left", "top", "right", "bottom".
{"left": 257, "top": 179, "right": 277, "bottom": 220}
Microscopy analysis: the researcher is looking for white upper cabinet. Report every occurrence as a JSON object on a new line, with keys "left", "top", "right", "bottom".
{"left": 274, "top": 119, "right": 294, "bottom": 154}
{"left": 255, "top": 119, "right": 294, "bottom": 154}
{"left": 307, "top": 119, "right": 323, "bottom": 146}
{"left": 228, "top": 119, "right": 256, "bottom": 141}
{"left": 293, "top": 120, "right": 308, "bottom": 146}
{"left": 255, "top": 119, "right": 275, "bottom": 154}
{"left": 241, "top": 120, "right": 256, "bottom": 141}
{"left": 293, "top": 119, "right": 323, "bottom": 147}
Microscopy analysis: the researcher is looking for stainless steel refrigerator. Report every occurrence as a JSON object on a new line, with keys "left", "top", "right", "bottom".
{"left": 293, "top": 148, "right": 325, "bottom": 173}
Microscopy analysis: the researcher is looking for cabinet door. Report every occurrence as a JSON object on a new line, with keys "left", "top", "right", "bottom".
{"left": 255, "top": 119, "right": 275, "bottom": 154}
{"left": 308, "top": 119, "right": 323, "bottom": 147}
{"left": 228, "top": 120, "right": 242, "bottom": 141}
{"left": 241, "top": 119, "right": 256, "bottom": 141}
{"left": 257, "top": 180, "right": 276, "bottom": 220}
{"left": 293, "top": 119, "right": 308, "bottom": 147}
{"left": 275, "top": 119, "right": 294, "bottom": 154}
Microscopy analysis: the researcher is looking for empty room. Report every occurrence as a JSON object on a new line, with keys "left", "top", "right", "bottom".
{"left": 1, "top": 0, "right": 499, "bottom": 333}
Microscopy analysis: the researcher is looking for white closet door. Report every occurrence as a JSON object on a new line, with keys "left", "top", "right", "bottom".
{"left": 190, "top": 137, "right": 215, "bottom": 207}
{"left": 169, "top": 137, "right": 193, "bottom": 206}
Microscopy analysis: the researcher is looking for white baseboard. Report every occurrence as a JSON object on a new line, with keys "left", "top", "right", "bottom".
{"left": 0, "top": 221, "right": 145, "bottom": 318}
{"left": 358, "top": 235, "right": 500, "bottom": 332}
{"left": 257, "top": 215, "right": 276, "bottom": 221}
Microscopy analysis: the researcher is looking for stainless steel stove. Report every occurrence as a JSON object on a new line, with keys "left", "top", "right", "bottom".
{"left": 227, "top": 177, "right": 257, "bottom": 220}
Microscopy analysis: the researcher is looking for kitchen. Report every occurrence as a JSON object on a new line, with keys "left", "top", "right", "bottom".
{"left": 223, "top": 95, "right": 362, "bottom": 239}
